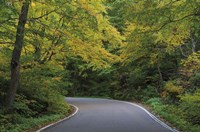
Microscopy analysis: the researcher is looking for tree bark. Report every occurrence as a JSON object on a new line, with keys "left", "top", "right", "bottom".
{"left": 5, "top": 0, "right": 30, "bottom": 107}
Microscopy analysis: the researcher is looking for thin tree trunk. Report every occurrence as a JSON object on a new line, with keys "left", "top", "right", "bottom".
{"left": 157, "top": 64, "right": 163, "bottom": 82}
{"left": 5, "top": 0, "right": 30, "bottom": 107}
{"left": 157, "top": 64, "right": 163, "bottom": 93}
{"left": 191, "top": 37, "right": 196, "bottom": 52}
{"left": 179, "top": 45, "right": 187, "bottom": 57}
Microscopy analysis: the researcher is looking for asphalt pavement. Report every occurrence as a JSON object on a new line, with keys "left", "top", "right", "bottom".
{"left": 41, "top": 97, "right": 176, "bottom": 132}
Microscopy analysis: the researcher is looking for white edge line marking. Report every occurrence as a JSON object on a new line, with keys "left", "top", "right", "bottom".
{"left": 36, "top": 104, "right": 79, "bottom": 132}
{"left": 117, "top": 100, "right": 179, "bottom": 132}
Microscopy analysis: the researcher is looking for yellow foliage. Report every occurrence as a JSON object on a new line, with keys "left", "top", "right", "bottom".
{"left": 181, "top": 51, "right": 200, "bottom": 73}
{"left": 154, "top": 22, "right": 190, "bottom": 51}
{"left": 52, "top": 77, "right": 62, "bottom": 81}
{"left": 31, "top": 2, "right": 36, "bottom": 7}
{"left": 78, "top": 0, "right": 106, "bottom": 17}
{"left": 67, "top": 38, "right": 120, "bottom": 70}
{"left": 164, "top": 81, "right": 183, "bottom": 94}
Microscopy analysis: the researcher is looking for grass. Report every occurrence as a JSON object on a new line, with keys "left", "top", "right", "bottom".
{"left": 0, "top": 114, "right": 65, "bottom": 132}
{"left": 145, "top": 98, "right": 200, "bottom": 132}
{"left": 0, "top": 105, "right": 75, "bottom": 132}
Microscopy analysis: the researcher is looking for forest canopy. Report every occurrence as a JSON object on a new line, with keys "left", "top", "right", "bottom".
{"left": 0, "top": 0, "right": 200, "bottom": 131}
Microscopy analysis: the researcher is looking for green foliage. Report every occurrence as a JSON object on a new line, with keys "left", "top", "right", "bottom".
{"left": 162, "top": 81, "right": 183, "bottom": 103}
{"left": 146, "top": 98, "right": 200, "bottom": 132}
{"left": 146, "top": 98, "right": 163, "bottom": 109}
{"left": 0, "top": 62, "right": 70, "bottom": 131}
{"left": 164, "top": 81, "right": 183, "bottom": 94}
{"left": 0, "top": 76, "right": 9, "bottom": 106}
{"left": 13, "top": 94, "right": 37, "bottom": 117}
{"left": 0, "top": 112, "right": 66, "bottom": 132}
{"left": 180, "top": 91, "right": 200, "bottom": 125}
{"left": 105, "top": 1, "right": 200, "bottom": 130}
{"left": 136, "top": 85, "right": 159, "bottom": 101}
{"left": 0, "top": 0, "right": 200, "bottom": 131}
{"left": 182, "top": 51, "right": 200, "bottom": 73}
{"left": 20, "top": 64, "right": 70, "bottom": 115}
{"left": 189, "top": 73, "right": 200, "bottom": 88}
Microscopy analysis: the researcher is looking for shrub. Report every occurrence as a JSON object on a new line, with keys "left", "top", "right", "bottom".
{"left": 180, "top": 91, "right": 200, "bottom": 125}
{"left": 145, "top": 98, "right": 164, "bottom": 111}
{"left": 13, "top": 94, "right": 36, "bottom": 117}
{"left": 162, "top": 81, "right": 183, "bottom": 103}
{"left": 189, "top": 73, "right": 200, "bottom": 88}
{"left": 20, "top": 65, "right": 70, "bottom": 115}
{"left": 136, "top": 85, "right": 159, "bottom": 101}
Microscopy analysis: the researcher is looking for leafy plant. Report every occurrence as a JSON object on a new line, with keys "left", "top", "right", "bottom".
{"left": 180, "top": 91, "right": 200, "bottom": 125}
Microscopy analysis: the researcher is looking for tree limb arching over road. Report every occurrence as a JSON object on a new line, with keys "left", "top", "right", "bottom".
{"left": 42, "top": 98, "right": 177, "bottom": 132}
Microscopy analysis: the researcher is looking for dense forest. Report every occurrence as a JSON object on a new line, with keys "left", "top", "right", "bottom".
{"left": 0, "top": 0, "right": 199, "bottom": 131}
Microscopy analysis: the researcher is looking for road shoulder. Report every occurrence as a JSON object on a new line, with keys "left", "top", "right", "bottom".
{"left": 34, "top": 104, "right": 78, "bottom": 132}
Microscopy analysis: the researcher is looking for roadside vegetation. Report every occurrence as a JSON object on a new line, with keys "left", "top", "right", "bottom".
{"left": 0, "top": 0, "right": 199, "bottom": 132}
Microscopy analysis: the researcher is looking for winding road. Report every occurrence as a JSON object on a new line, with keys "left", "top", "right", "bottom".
{"left": 41, "top": 98, "right": 177, "bottom": 132}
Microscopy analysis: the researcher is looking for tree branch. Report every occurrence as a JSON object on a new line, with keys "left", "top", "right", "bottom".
{"left": 29, "top": 1, "right": 72, "bottom": 21}
{"left": 0, "top": 17, "right": 18, "bottom": 26}
{"left": 29, "top": 8, "right": 59, "bottom": 20}
{"left": 0, "top": 41, "right": 14, "bottom": 45}
{"left": 155, "top": 13, "right": 199, "bottom": 32}
{"left": 139, "top": 13, "right": 199, "bottom": 34}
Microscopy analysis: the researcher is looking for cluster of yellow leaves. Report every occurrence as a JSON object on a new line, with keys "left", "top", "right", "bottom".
{"left": 181, "top": 51, "right": 200, "bottom": 73}
{"left": 154, "top": 22, "right": 190, "bottom": 51}
{"left": 76, "top": 0, "right": 106, "bottom": 31}
{"left": 165, "top": 81, "right": 183, "bottom": 94}
{"left": 162, "top": 81, "right": 183, "bottom": 98}
{"left": 181, "top": 91, "right": 200, "bottom": 102}
{"left": 80, "top": 0, "right": 106, "bottom": 15}
{"left": 67, "top": 38, "right": 120, "bottom": 70}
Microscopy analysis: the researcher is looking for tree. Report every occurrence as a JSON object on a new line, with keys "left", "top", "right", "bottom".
{"left": 5, "top": 0, "right": 30, "bottom": 107}
{"left": 2, "top": 0, "right": 123, "bottom": 107}
{"left": 103, "top": 0, "right": 200, "bottom": 99}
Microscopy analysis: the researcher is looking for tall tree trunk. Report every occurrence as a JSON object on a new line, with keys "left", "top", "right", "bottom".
{"left": 5, "top": 0, "right": 30, "bottom": 107}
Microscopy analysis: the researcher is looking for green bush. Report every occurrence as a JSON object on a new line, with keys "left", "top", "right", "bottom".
{"left": 180, "top": 91, "right": 200, "bottom": 125}
{"left": 146, "top": 98, "right": 168, "bottom": 116}
{"left": 0, "top": 63, "right": 71, "bottom": 132}
{"left": 162, "top": 81, "right": 183, "bottom": 103}
{"left": 189, "top": 73, "right": 200, "bottom": 89}
{"left": 0, "top": 76, "right": 9, "bottom": 106}
{"left": 0, "top": 113, "right": 66, "bottom": 132}
{"left": 146, "top": 97, "right": 200, "bottom": 132}
{"left": 136, "top": 85, "right": 159, "bottom": 101}
{"left": 19, "top": 65, "right": 70, "bottom": 115}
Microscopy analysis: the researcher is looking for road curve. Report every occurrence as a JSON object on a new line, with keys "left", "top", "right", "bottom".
{"left": 42, "top": 98, "right": 175, "bottom": 132}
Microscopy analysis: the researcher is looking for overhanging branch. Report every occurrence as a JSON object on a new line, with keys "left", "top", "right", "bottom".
{"left": 155, "top": 13, "right": 199, "bottom": 32}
